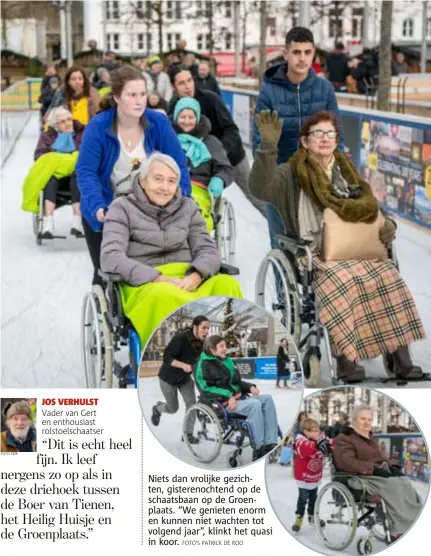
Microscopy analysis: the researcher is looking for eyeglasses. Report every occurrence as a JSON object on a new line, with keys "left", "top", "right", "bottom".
{"left": 308, "top": 130, "right": 338, "bottom": 139}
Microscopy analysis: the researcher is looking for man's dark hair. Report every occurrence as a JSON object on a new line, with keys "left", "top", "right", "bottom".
{"left": 335, "top": 41, "right": 345, "bottom": 50}
{"left": 285, "top": 27, "right": 315, "bottom": 47}
{"left": 168, "top": 64, "right": 192, "bottom": 86}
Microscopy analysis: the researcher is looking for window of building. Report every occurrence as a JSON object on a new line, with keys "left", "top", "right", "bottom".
{"left": 107, "top": 33, "right": 119, "bottom": 51}
{"left": 225, "top": 32, "right": 232, "bottom": 50}
{"left": 145, "top": 1, "right": 152, "bottom": 19}
{"left": 147, "top": 32, "right": 152, "bottom": 53}
{"left": 268, "top": 16, "right": 276, "bottom": 37}
{"left": 137, "top": 33, "right": 144, "bottom": 50}
{"left": 135, "top": 1, "right": 144, "bottom": 19}
{"left": 402, "top": 18, "right": 414, "bottom": 37}
{"left": 166, "top": 33, "right": 181, "bottom": 51}
{"left": 166, "top": 0, "right": 182, "bottom": 19}
{"left": 197, "top": 1, "right": 211, "bottom": 18}
{"left": 106, "top": 1, "right": 120, "bottom": 20}
{"left": 175, "top": 1, "right": 182, "bottom": 19}
{"left": 352, "top": 7, "right": 364, "bottom": 39}
{"left": 225, "top": 1, "right": 232, "bottom": 18}
{"left": 427, "top": 17, "right": 431, "bottom": 37}
{"left": 329, "top": 8, "right": 343, "bottom": 38}
{"left": 197, "top": 33, "right": 211, "bottom": 51}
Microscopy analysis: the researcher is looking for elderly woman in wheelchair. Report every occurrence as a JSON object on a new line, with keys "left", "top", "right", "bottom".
{"left": 191, "top": 335, "right": 280, "bottom": 462}
{"left": 173, "top": 97, "right": 236, "bottom": 263}
{"left": 100, "top": 153, "right": 243, "bottom": 351}
{"left": 317, "top": 404, "right": 424, "bottom": 551}
{"left": 22, "top": 106, "right": 85, "bottom": 240}
{"left": 250, "top": 110, "right": 425, "bottom": 383}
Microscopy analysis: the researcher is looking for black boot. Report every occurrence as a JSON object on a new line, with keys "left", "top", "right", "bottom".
{"left": 252, "top": 447, "right": 264, "bottom": 461}
{"left": 336, "top": 356, "right": 366, "bottom": 382}
{"left": 392, "top": 347, "right": 423, "bottom": 379}
{"left": 151, "top": 405, "right": 161, "bottom": 426}
{"left": 262, "top": 443, "right": 278, "bottom": 455}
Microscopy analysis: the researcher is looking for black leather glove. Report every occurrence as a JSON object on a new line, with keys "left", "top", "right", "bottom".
{"left": 316, "top": 437, "right": 332, "bottom": 457}
{"left": 389, "top": 464, "right": 404, "bottom": 477}
{"left": 373, "top": 463, "right": 391, "bottom": 478}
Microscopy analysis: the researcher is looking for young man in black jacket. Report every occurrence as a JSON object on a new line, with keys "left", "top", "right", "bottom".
{"left": 151, "top": 316, "right": 210, "bottom": 443}
{"left": 168, "top": 66, "right": 267, "bottom": 217}
{"left": 195, "top": 61, "right": 222, "bottom": 96}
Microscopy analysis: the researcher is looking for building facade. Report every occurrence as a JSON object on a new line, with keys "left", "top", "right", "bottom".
{"left": 81, "top": 1, "right": 431, "bottom": 57}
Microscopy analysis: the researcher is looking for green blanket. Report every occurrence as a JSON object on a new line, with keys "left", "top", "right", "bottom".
{"left": 22, "top": 151, "right": 79, "bottom": 213}
{"left": 120, "top": 262, "right": 243, "bottom": 349}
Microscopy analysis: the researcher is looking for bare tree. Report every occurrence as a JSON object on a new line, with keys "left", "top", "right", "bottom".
{"left": 377, "top": 0, "right": 393, "bottom": 111}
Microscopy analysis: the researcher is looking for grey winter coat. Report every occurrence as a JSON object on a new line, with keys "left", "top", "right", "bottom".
{"left": 143, "top": 70, "right": 173, "bottom": 102}
{"left": 100, "top": 178, "right": 220, "bottom": 286}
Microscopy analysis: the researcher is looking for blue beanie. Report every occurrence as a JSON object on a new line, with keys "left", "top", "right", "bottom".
{"left": 173, "top": 97, "right": 201, "bottom": 124}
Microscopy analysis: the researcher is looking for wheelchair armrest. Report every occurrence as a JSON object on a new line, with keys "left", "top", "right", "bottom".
{"left": 276, "top": 234, "right": 311, "bottom": 251}
{"left": 219, "top": 263, "right": 240, "bottom": 276}
{"left": 98, "top": 270, "right": 123, "bottom": 283}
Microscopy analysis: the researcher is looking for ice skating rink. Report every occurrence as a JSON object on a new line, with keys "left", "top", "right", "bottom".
{"left": 265, "top": 462, "right": 430, "bottom": 555}
{"left": 1, "top": 114, "right": 430, "bottom": 388}
{"left": 139, "top": 376, "right": 302, "bottom": 470}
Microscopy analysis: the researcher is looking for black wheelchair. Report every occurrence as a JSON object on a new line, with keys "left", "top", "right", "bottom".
{"left": 254, "top": 233, "right": 424, "bottom": 387}
{"left": 314, "top": 462, "right": 392, "bottom": 554}
{"left": 182, "top": 394, "right": 283, "bottom": 468}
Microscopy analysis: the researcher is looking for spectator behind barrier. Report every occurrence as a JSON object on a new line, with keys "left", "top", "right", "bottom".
{"left": 99, "top": 153, "right": 243, "bottom": 349}
{"left": 194, "top": 335, "right": 279, "bottom": 461}
{"left": 94, "top": 67, "right": 112, "bottom": 98}
{"left": 326, "top": 42, "right": 350, "bottom": 90}
{"left": 143, "top": 55, "right": 173, "bottom": 102}
{"left": 75, "top": 65, "right": 191, "bottom": 287}
{"left": 147, "top": 90, "right": 168, "bottom": 114}
{"left": 252, "top": 26, "right": 344, "bottom": 249}
{"left": 22, "top": 107, "right": 85, "bottom": 237}
{"left": 333, "top": 404, "right": 423, "bottom": 543}
{"left": 46, "top": 64, "right": 100, "bottom": 126}
{"left": 250, "top": 110, "right": 425, "bottom": 382}
{"left": 172, "top": 97, "right": 234, "bottom": 231}
{"left": 195, "top": 61, "right": 221, "bottom": 96}
{"left": 168, "top": 65, "right": 266, "bottom": 218}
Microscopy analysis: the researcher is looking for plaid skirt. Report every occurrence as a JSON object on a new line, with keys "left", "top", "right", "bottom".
{"left": 313, "top": 258, "right": 426, "bottom": 361}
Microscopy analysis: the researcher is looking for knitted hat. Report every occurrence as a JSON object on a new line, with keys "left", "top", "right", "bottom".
{"left": 173, "top": 97, "right": 201, "bottom": 124}
{"left": 148, "top": 55, "right": 161, "bottom": 67}
{"left": 3, "top": 400, "right": 32, "bottom": 421}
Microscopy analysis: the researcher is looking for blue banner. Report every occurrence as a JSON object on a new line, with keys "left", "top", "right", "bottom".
{"left": 255, "top": 357, "right": 278, "bottom": 379}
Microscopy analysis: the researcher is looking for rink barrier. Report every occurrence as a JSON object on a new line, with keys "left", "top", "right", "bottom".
{"left": 1, "top": 78, "right": 41, "bottom": 166}
{"left": 373, "top": 433, "right": 429, "bottom": 484}
{"left": 221, "top": 86, "right": 431, "bottom": 232}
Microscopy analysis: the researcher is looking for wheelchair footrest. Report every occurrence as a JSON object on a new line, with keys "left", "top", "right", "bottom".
{"left": 219, "top": 263, "right": 239, "bottom": 276}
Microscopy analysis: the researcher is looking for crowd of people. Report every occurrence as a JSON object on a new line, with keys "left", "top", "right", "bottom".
{"left": 23, "top": 25, "right": 426, "bottom": 383}
{"left": 281, "top": 405, "right": 424, "bottom": 544}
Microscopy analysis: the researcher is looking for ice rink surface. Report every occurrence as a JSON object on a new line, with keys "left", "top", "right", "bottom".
{"left": 1, "top": 114, "right": 430, "bottom": 388}
{"left": 265, "top": 462, "right": 430, "bottom": 556}
{"left": 138, "top": 377, "right": 302, "bottom": 470}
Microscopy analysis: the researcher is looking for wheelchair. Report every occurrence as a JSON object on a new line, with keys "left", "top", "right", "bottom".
{"left": 32, "top": 184, "right": 84, "bottom": 246}
{"left": 182, "top": 395, "right": 283, "bottom": 468}
{"left": 255, "top": 233, "right": 414, "bottom": 387}
{"left": 81, "top": 271, "right": 141, "bottom": 389}
{"left": 314, "top": 463, "right": 392, "bottom": 554}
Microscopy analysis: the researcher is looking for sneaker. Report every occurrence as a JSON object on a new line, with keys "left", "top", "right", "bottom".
{"left": 292, "top": 515, "right": 303, "bottom": 532}
{"left": 151, "top": 405, "right": 161, "bottom": 426}
{"left": 42, "top": 215, "right": 54, "bottom": 238}
{"left": 71, "top": 215, "right": 84, "bottom": 237}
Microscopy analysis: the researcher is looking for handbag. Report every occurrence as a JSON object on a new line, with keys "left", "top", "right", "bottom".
{"left": 322, "top": 208, "right": 388, "bottom": 261}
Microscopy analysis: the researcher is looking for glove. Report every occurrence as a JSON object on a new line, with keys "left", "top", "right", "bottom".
{"left": 316, "top": 437, "right": 332, "bottom": 457}
{"left": 208, "top": 176, "right": 224, "bottom": 199}
{"left": 379, "top": 219, "right": 396, "bottom": 245}
{"left": 389, "top": 464, "right": 404, "bottom": 477}
{"left": 255, "top": 110, "right": 283, "bottom": 146}
{"left": 373, "top": 463, "right": 391, "bottom": 478}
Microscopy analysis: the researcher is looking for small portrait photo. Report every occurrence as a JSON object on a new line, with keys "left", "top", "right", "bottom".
{"left": 1, "top": 398, "right": 37, "bottom": 453}
{"left": 139, "top": 296, "right": 304, "bottom": 470}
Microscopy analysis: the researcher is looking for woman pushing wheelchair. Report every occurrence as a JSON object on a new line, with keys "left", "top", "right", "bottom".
{"left": 250, "top": 110, "right": 425, "bottom": 382}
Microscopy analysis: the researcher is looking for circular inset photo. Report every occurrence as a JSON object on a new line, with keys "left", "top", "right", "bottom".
{"left": 265, "top": 386, "right": 430, "bottom": 555}
{"left": 138, "top": 296, "right": 304, "bottom": 469}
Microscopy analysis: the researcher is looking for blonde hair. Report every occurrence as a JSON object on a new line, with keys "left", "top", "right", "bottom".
{"left": 47, "top": 106, "right": 73, "bottom": 130}
{"left": 301, "top": 418, "right": 319, "bottom": 432}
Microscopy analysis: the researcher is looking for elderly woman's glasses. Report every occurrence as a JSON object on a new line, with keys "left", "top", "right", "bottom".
{"left": 308, "top": 130, "right": 338, "bottom": 139}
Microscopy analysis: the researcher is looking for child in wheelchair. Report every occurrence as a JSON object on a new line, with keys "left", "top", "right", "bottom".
{"left": 292, "top": 417, "right": 333, "bottom": 532}
{"left": 194, "top": 335, "right": 280, "bottom": 461}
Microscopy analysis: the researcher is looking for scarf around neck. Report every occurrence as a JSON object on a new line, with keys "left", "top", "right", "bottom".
{"left": 289, "top": 149, "right": 379, "bottom": 223}
{"left": 178, "top": 133, "right": 211, "bottom": 168}
{"left": 52, "top": 131, "right": 76, "bottom": 153}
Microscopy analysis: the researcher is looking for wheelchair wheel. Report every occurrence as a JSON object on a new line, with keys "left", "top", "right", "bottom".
{"left": 228, "top": 451, "right": 243, "bottom": 468}
{"left": 303, "top": 351, "right": 321, "bottom": 388}
{"left": 315, "top": 482, "right": 358, "bottom": 551}
{"left": 81, "top": 286, "right": 113, "bottom": 388}
{"left": 357, "top": 536, "right": 375, "bottom": 555}
{"left": 255, "top": 249, "right": 301, "bottom": 344}
{"left": 382, "top": 353, "right": 397, "bottom": 379}
{"left": 33, "top": 192, "right": 44, "bottom": 245}
{"left": 217, "top": 198, "right": 236, "bottom": 266}
{"left": 183, "top": 404, "right": 223, "bottom": 463}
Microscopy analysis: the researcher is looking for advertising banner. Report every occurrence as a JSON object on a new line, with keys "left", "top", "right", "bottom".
{"left": 233, "top": 357, "right": 256, "bottom": 378}
{"left": 255, "top": 357, "right": 278, "bottom": 379}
